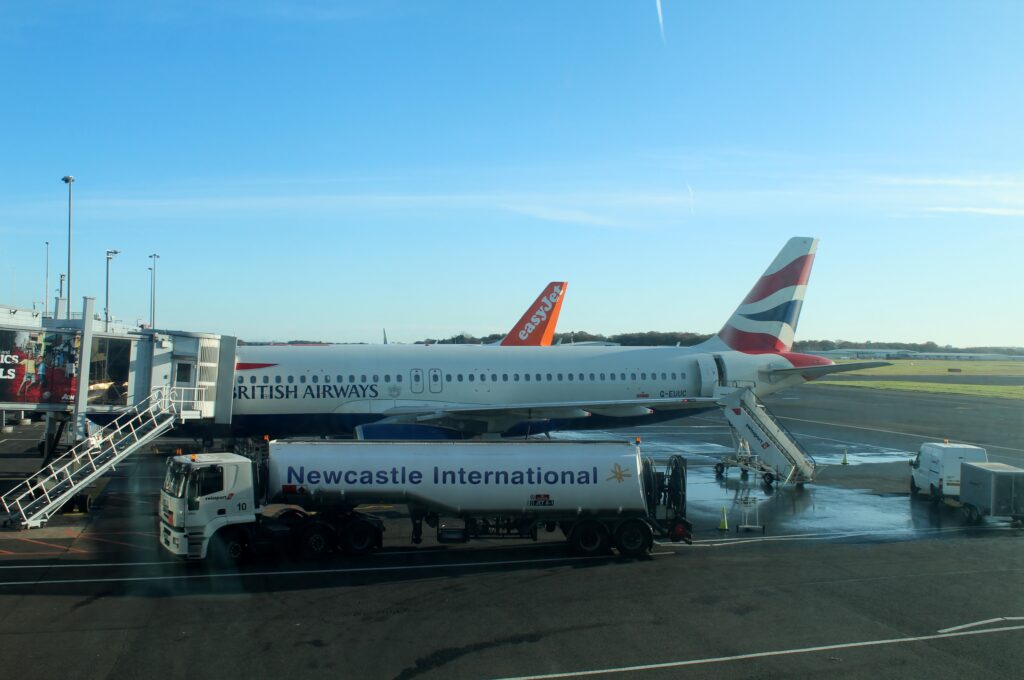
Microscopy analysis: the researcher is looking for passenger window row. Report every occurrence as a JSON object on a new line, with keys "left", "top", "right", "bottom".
{"left": 238, "top": 371, "right": 685, "bottom": 385}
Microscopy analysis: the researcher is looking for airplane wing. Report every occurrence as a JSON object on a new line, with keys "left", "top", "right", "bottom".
{"left": 381, "top": 396, "right": 717, "bottom": 424}
{"left": 764, "top": 360, "right": 890, "bottom": 380}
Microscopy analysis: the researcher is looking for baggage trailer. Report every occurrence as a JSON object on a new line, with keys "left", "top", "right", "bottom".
{"left": 159, "top": 439, "right": 692, "bottom": 562}
{"left": 959, "top": 462, "right": 1024, "bottom": 525}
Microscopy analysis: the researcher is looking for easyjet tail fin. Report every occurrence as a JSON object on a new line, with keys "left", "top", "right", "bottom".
{"left": 709, "top": 237, "right": 818, "bottom": 353}
{"left": 501, "top": 282, "right": 567, "bottom": 346}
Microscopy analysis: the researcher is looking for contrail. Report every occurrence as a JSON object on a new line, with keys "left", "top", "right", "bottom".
{"left": 656, "top": 0, "right": 666, "bottom": 44}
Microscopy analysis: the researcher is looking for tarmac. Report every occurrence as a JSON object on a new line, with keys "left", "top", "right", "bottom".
{"left": 0, "top": 384, "right": 1022, "bottom": 679}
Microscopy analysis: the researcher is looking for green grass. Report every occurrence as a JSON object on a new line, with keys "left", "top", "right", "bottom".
{"left": 814, "top": 380, "right": 1024, "bottom": 400}
{"left": 835, "top": 359, "right": 1024, "bottom": 377}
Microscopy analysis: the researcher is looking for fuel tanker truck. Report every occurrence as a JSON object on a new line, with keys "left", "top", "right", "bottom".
{"left": 159, "top": 439, "right": 691, "bottom": 562}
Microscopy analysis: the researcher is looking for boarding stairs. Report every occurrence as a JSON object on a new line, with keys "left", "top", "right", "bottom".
{"left": 0, "top": 387, "right": 204, "bottom": 529}
{"left": 716, "top": 387, "right": 816, "bottom": 485}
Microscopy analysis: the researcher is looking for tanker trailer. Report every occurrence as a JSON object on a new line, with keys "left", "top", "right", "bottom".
{"left": 159, "top": 439, "right": 690, "bottom": 562}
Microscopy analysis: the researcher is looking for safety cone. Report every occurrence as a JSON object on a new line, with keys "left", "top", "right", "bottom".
{"left": 718, "top": 506, "right": 729, "bottom": 531}
{"left": 841, "top": 449, "right": 849, "bottom": 465}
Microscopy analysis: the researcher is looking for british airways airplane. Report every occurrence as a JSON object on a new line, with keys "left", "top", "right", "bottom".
{"left": 228, "top": 238, "right": 879, "bottom": 439}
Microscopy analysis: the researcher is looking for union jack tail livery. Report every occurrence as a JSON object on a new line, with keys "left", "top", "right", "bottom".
{"left": 500, "top": 282, "right": 567, "bottom": 346}
{"left": 712, "top": 237, "right": 818, "bottom": 353}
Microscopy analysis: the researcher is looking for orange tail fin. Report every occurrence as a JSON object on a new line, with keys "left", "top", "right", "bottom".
{"left": 501, "top": 282, "right": 567, "bottom": 346}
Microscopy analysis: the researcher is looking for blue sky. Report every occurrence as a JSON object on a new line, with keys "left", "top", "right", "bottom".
{"left": 1, "top": 1, "right": 1021, "bottom": 346}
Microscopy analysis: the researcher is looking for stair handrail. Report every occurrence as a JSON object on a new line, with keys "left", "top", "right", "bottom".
{"left": 1, "top": 386, "right": 204, "bottom": 518}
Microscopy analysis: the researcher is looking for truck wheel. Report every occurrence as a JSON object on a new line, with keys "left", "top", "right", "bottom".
{"left": 910, "top": 477, "right": 919, "bottom": 495}
{"left": 614, "top": 519, "right": 652, "bottom": 558}
{"left": 302, "top": 524, "right": 334, "bottom": 559}
{"left": 714, "top": 463, "right": 725, "bottom": 477}
{"left": 929, "top": 485, "right": 941, "bottom": 506}
{"left": 342, "top": 518, "right": 378, "bottom": 556}
{"left": 210, "top": 529, "right": 246, "bottom": 564}
{"left": 569, "top": 520, "right": 610, "bottom": 556}
{"left": 964, "top": 505, "right": 980, "bottom": 524}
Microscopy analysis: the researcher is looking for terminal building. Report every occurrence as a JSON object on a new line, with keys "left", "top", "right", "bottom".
{"left": 1, "top": 296, "right": 236, "bottom": 529}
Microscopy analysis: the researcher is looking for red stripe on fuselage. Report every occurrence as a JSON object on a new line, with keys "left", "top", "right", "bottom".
{"left": 742, "top": 254, "right": 814, "bottom": 304}
{"left": 235, "top": 362, "right": 278, "bottom": 370}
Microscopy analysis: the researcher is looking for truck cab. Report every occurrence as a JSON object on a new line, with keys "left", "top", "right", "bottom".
{"left": 910, "top": 442, "right": 988, "bottom": 503}
{"left": 160, "top": 453, "right": 256, "bottom": 559}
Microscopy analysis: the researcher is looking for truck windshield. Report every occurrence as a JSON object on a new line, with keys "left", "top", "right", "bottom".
{"left": 162, "top": 462, "right": 190, "bottom": 499}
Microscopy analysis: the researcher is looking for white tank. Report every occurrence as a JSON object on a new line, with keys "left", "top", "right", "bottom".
{"left": 267, "top": 440, "right": 648, "bottom": 517}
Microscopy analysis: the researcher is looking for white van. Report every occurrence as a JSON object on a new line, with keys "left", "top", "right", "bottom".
{"left": 910, "top": 442, "right": 988, "bottom": 502}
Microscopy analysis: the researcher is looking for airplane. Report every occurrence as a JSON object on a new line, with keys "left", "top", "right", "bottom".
{"left": 228, "top": 237, "right": 883, "bottom": 439}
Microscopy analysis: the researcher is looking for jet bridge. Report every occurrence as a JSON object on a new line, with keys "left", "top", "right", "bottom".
{"left": 0, "top": 299, "right": 237, "bottom": 528}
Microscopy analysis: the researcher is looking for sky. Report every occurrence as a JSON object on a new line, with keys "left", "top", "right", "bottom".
{"left": 1, "top": 1, "right": 1022, "bottom": 347}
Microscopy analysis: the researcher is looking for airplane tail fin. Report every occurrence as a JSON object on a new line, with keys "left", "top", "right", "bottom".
{"left": 500, "top": 282, "right": 567, "bottom": 346}
{"left": 712, "top": 237, "right": 818, "bottom": 353}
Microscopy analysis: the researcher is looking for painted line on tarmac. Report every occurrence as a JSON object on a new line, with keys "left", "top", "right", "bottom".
{"left": 0, "top": 554, "right": 614, "bottom": 587}
{"left": 939, "top": 617, "right": 1024, "bottom": 633}
{"left": 656, "top": 524, "right": 1015, "bottom": 548}
{"left": 16, "top": 537, "right": 87, "bottom": 554}
{"left": 0, "top": 560, "right": 180, "bottom": 570}
{"left": 777, "top": 416, "right": 1024, "bottom": 454}
{"left": 495, "top": 624, "right": 1024, "bottom": 679}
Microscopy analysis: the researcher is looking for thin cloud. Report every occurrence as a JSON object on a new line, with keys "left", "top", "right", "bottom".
{"left": 926, "top": 207, "right": 1024, "bottom": 217}
{"left": 501, "top": 203, "right": 626, "bottom": 228}
{"left": 656, "top": 0, "right": 666, "bottom": 45}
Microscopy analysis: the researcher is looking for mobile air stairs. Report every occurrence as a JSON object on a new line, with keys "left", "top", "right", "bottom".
{"left": 714, "top": 387, "right": 816, "bottom": 487}
{"left": 0, "top": 387, "right": 204, "bottom": 529}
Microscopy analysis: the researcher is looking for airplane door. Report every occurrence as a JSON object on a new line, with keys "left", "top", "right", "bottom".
{"left": 695, "top": 355, "right": 719, "bottom": 397}
{"left": 428, "top": 368, "right": 443, "bottom": 394}
{"left": 410, "top": 368, "right": 424, "bottom": 394}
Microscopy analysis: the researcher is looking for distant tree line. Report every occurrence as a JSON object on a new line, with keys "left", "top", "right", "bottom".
{"left": 416, "top": 333, "right": 1022, "bottom": 355}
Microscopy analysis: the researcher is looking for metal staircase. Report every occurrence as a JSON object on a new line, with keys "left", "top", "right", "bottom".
{"left": 717, "top": 387, "right": 816, "bottom": 485}
{"left": 1, "top": 387, "right": 204, "bottom": 529}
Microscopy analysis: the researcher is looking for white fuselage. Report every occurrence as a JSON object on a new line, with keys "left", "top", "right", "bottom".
{"left": 229, "top": 343, "right": 807, "bottom": 437}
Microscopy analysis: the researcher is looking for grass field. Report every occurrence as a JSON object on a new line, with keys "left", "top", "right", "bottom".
{"left": 814, "top": 379, "right": 1024, "bottom": 400}
{"left": 836, "top": 359, "right": 1024, "bottom": 377}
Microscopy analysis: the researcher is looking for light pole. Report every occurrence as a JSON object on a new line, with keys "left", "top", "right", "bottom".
{"left": 105, "top": 249, "right": 120, "bottom": 330}
{"left": 148, "top": 253, "right": 160, "bottom": 328}
{"left": 44, "top": 241, "right": 49, "bottom": 317}
{"left": 61, "top": 176, "right": 74, "bottom": 319}
{"left": 58, "top": 273, "right": 65, "bottom": 299}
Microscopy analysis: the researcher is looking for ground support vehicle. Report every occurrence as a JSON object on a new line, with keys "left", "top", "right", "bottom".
{"left": 910, "top": 442, "right": 988, "bottom": 504}
{"left": 959, "top": 462, "right": 1024, "bottom": 525}
{"left": 159, "top": 439, "right": 692, "bottom": 562}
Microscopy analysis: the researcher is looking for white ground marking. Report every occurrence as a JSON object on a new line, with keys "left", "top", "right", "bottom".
{"left": 495, "top": 623, "right": 1024, "bottom": 679}
{"left": 938, "top": 617, "right": 1024, "bottom": 633}
{"left": 0, "top": 553, "right": 613, "bottom": 587}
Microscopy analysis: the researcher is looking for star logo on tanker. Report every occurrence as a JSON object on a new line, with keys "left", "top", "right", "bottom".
{"left": 606, "top": 463, "right": 631, "bottom": 483}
